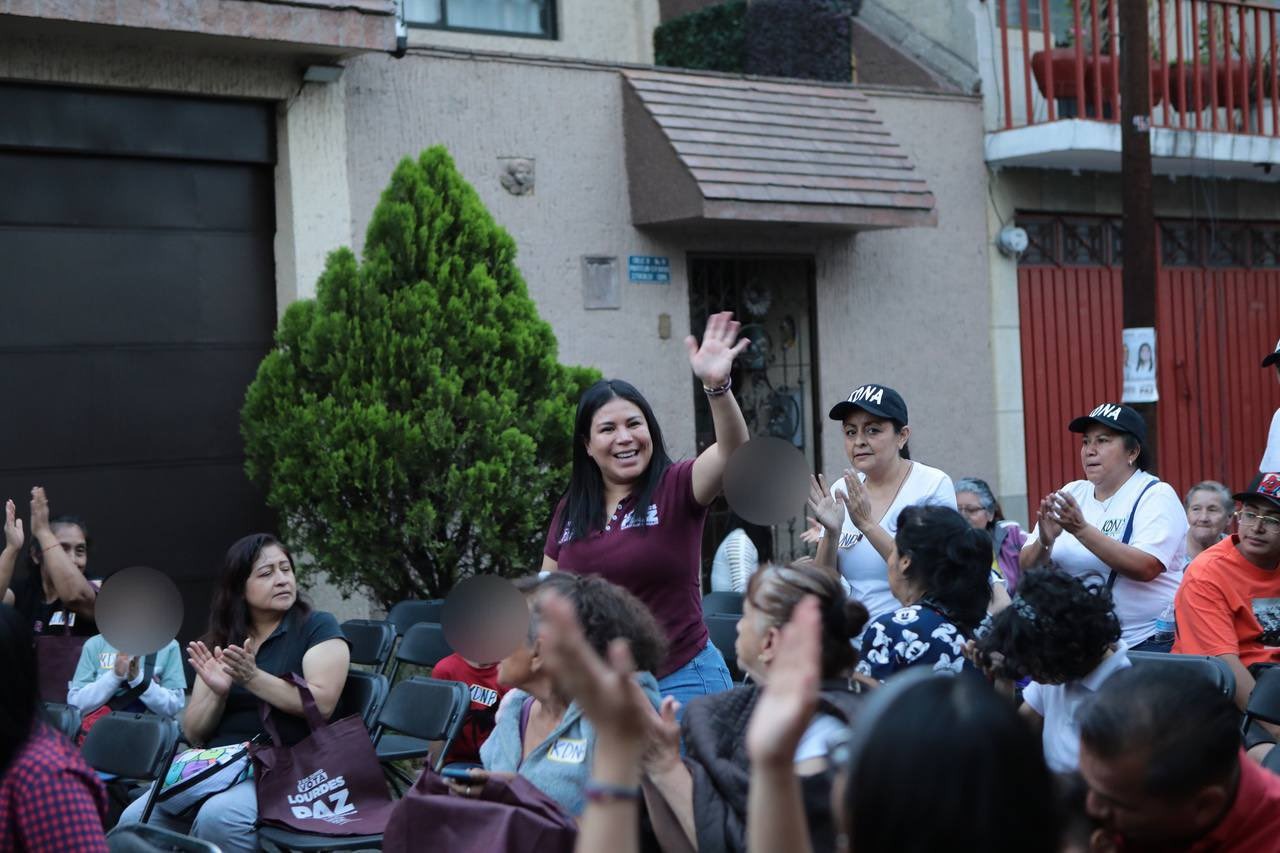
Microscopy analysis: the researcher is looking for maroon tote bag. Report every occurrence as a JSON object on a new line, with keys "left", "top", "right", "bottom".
{"left": 249, "top": 673, "right": 395, "bottom": 836}
{"left": 382, "top": 767, "right": 577, "bottom": 853}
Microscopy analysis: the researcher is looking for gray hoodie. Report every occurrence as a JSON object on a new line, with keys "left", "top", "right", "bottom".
{"left": 479, "top": 671, "right": 661, "bottom": 816}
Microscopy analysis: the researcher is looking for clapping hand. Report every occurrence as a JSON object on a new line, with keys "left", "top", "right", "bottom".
{"left": 1036, "top": 493, "right": 1064, "bottom": 546}
{"left": 639, "top": 696, "right": 682, "bottom": 776}
{"left": 3, "top": 499, "right": 22, "bottom": 553}
{"left": 1044, "top": 491, "right": 1087, "bottom": 535}
{"left": 841, "top": 469, "right": 876, "bottom": 532}
{"left": 685, "top": 311, "right": 749, "bottom": 389}
{"left": 188, "top": 640, "right": 233, "bottom": 696}
{"left": 29, "top": 487, "right": 51, "bottom": 539}
{"left": 746, "top": 596, "right": 821, "bottom": 768}
{"left": 220, "top": 637, "right": 260, "bottom": 686}
{"left": 806, "top": 474, "right": 845, "bottom": 536}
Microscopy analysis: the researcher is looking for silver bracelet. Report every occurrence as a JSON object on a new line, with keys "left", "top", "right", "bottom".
{"left": 703, "top": 376, "right": 732, "bottom": 397}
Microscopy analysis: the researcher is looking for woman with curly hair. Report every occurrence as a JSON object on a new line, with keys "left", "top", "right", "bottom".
{"left": 976, "top": 569, "right": 1131, "bottom": 773}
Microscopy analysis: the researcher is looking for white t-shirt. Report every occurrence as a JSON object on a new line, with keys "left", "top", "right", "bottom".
{"left": 1029, "top": 471, "right": 1188, "bottom": 646}
{"left": 1023, "top": 643, "right": 1132, "bottom": 773}
{"left": 794, "top": 712, "right": 846, "bottom": 763}
{"left": 1262, "top": 409, "right": 1280, "bottom": 472}
{"left": 710, "top": 528, "right": 757, "bottom": 593}
{"left": 827, "top": 462, "right": 957, "bottom": 626}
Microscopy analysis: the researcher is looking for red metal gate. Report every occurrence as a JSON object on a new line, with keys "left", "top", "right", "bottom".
{"left": 1018, "top": 216, "right": 1280, "bottom": 508}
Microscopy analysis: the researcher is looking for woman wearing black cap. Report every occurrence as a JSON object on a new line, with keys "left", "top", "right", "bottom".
{"left": 1261, "top": 338, "right": 1280, "bottom": 472}
{"left": 808, "top": 383, "right": 957, "bottom": 626}
{"left": 1020, "top": 402, "right": 1188, "bottom": 651}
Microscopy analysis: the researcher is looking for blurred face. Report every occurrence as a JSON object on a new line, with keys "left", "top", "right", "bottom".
{"left": 49, "top": 523, "right": 88, "bottom": 573}
{"left": 243, "top": 544, "right": 296, "bottom": 615}
{"left": 585, "top": 398, "right": 653, "bottom": 488}
{"left": 956, "top": 492, "right": 993, "bottom": 531}
{"left": 1234, "top": 499, "right": 1280, "bottom": 568}
{"left": 497, "top": 596, "right": 540, "bottom": 687}
{"left": 1079, "top": 744, "right": 1223, "bottom": 847}
{"left": 1186, "top": 490, "right": 1231, "bottom": 548}
{"left": 1080, "top": 426, "right": 1137, "bottom": 486}
{"left": 735, "top": 598, "right": 777, "bottom": 683}
{"left": 842, "top": 411, "right": 907, "bottom": 475}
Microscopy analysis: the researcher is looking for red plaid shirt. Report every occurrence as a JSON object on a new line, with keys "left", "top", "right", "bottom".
{"left": 0, "top": 722, "right": 108, "bottom": 852}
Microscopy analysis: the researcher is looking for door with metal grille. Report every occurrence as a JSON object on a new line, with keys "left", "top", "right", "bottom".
{"left": 688, "top": 255, "right": 821, "bottom": 575}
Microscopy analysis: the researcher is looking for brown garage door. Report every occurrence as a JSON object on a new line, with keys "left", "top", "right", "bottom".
{"left": 0, "top": 83, "right": 278, "bottom": 641}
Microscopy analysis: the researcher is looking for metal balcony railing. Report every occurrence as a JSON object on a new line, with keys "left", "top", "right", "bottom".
{"left": 994, "top": 0, "right": 1280, "bottom": 136}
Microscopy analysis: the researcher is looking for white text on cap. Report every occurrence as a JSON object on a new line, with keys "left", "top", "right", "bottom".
{"left": 1091, "top": 403, "right": 1123, "bottom": 421}
{"left": 849, "top": 385, "right": 885, "bottom": 406}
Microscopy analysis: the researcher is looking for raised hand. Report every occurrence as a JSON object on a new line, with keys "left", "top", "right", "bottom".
{"left": 1036, "top": 494, "right": 1064, "bottom": 546}
{"left": 220, "top": 637, "right": 260, "bottom": 686}
{"left": 536, "top": 590, "right": 652, "bottom": 746}
{"left": 3, "top": 500, "right": 23, "bottom": 553}
{"left": 639, "top": 696, "right": 682, "bottom": 775}
{"left": 746, "top": 595, "right": 821, "bottom": 767}
{"left": 684, "top": 311, "right": 750, "bottom": 388}
{"left": 188, "top": 640, "right": 233, "bottom": 696}
{"left": 29, "top": 487, "right": 51, "bottom": 539}
{"left": 800, "top": 519, "right": 823, "bottom": 546}
{"left": 840, "top": 469, "right": 875, "bottom": 532}
{"left": 806, "top": 474, "right": 846, "bottom": 535}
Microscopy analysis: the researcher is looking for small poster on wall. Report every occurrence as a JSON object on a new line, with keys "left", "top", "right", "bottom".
{"left": 1122, "top": 327, "right": 1158, "bottom": 403}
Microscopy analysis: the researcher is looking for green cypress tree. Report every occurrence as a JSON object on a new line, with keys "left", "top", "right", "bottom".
{"left": 242, "top": 146, "right": 598, "bottom": 606}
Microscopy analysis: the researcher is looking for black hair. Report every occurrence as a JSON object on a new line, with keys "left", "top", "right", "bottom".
{"left": 1121, "top": 433, "right": 1152, "bottom": 473}
{"left": 561, "top": 379, "right": 673, "bottom": 543}
{"left": 976, "top": 569, "right": 1119, "bottom": 683}
{"left": 745, "top": 561, "right": 869, "bottom": 678}
{"left": 26, "top": 513, "right": 90, "bottom": 570}
{"left": 0, "top": 604, "right": 38, "bottom": 775}
{"left": 204, "top": 533, "right": 311, "bottom": 649}
{"left": 889, "top": 419, "right": 911, "bottom": 460}
{"left": 893, "top": 505, "right": 991, "bottom": 633}
{"left": 534, "top": 572, "right": 667, "bottom": 675}
{"left": 844, "top": 673, "right": 1060, "bottom": 853}
{"left": 725, "top": 512, "right": 774, "bottom": 564}
{"left": 1078, "top": 665, "right": 1241, "bottom": 798}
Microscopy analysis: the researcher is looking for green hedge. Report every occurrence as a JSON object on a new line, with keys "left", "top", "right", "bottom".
{"left": 745, "top": 0, "right": 854, "bottom": 83}
{"left": 654, "top": 1, "right": 747, "bottom": 74}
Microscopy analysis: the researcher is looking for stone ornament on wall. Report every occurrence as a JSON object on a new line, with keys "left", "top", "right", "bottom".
{"left": 499, "top": 157, "right": 535, "bottom": 196}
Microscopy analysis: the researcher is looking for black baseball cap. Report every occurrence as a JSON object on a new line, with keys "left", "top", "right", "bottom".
{"left": 1234, "top": 472, "right": 1280, "bottom": 511}
{"left": 1262, "top": 337, "right": 1280, "bottom": 368}
{"left": 828, "top": 383, "right": 909, "bottom": 424}
{"left": 1067, "top": 402, "right": 1147, "bottom": 444}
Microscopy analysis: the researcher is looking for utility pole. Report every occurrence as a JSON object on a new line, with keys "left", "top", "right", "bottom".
{"left": 1120, "top": 0, "right": 1158, "bottom": 472}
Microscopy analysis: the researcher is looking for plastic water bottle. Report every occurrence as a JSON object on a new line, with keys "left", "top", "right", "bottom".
{"left": 1152, "top": 603, "right": 1176, "bottom": 647}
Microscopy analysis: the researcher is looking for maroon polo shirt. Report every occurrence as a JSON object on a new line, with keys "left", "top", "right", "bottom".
{"left": 544, "top": 460, "right": 709, "bottom": 677}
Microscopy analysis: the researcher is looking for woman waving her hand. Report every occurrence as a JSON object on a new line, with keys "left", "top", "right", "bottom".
{"left": 542, "top": 311, "right": 750, "bottom": 710}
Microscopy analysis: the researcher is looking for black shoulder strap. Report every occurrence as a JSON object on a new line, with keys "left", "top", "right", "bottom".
{"left": 1106, "top": 478, "right": 1161, "bottom": 591}
{"left": 108, "top": 652, "right": 158, "bottom": 710}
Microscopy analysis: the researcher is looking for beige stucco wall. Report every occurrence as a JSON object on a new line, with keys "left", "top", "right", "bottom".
{"left": 405, "top": 0, "right": 660, "bottom": 64}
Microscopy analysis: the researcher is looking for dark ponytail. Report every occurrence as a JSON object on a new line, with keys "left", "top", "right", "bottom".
{"left": 746, "top": 562, "right": 869, "bottom": 678}
{"left": 894, "top": 505, "right": 992, "bottom": 633}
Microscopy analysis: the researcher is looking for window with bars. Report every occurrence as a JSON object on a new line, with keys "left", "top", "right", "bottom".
{"left": 1018, "top": 215, "right": 1280, "bottom": 269}
{"left": 403, "top": 0, "right": 556, "bottom": 38}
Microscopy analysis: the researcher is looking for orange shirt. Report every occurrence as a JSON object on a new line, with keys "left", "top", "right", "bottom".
{"left": 1173, "top": 536, "right": 1280, "bottom": 666}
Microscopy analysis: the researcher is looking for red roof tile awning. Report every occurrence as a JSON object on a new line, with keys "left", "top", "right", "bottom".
{"left": 622, "top": 68, "right": 936, "bottom": 230}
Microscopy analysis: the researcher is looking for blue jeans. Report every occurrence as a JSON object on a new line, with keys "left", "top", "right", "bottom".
{"left": 117, "top": 778, "right": 257, "bottom": 853}
{"left": 658, "top": 641, "right": 734, "bottom": 722}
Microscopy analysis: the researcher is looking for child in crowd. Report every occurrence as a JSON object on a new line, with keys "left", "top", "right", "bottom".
{"left": 431, "top": 650, "right": 507, "bottom": 766}
{"left": 975, "top": 569, "right": 1130, "bottom": 773}
{"left": 68, "top": 634, "right": 186, "bottom": 739}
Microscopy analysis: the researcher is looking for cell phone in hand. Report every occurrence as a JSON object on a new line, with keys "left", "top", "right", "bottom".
{"left": 441, "top": 766, "right": 481, "bottom": 781}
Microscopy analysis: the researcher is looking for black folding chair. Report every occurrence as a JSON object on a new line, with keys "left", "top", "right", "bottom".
{"left": 1127, "top": 650, "right": 1236, "bottom": 699}
{"left": 334, "top": 670, "right": 389, "bottom": 730}
{"left": 79, "top": 712, "right": 181, "bottom": 825}
{"left": 384, "top": 622, "right": 453, "bottom": 685}
{"left": 386, "top": 599, "right": 445, "bottom": 637}
{"left": 702, "top": 591, "right": 745, "bottom": 616}
{"left": 341, "top": 619, "right": 397, "bottom": 673}
{"left": 1242, "top": 665, "right": 1280, "bottom": 737}
{"left": 704, "top": 614, "right": 744, "bottom": 683}
{"left": 42, "top": 701, "right": 82, "bottom": 741}
{"left": 373, "top": 676, "right": 470, "bottom": 789}
{"left": 106, "top": 824, "right": 220, "bottom": 852}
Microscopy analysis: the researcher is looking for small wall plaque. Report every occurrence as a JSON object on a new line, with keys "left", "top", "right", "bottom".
{"left": 582, "top": 256, "right": 620, "bottom": 310}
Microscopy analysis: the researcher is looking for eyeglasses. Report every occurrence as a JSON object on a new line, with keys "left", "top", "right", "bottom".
{"left": 1235, "top": 510, "right": 1280, "bottom": 535}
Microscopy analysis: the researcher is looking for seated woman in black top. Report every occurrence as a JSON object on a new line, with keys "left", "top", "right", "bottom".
{"left": 117, "top": 534, "right": 349, "bottom": 853}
